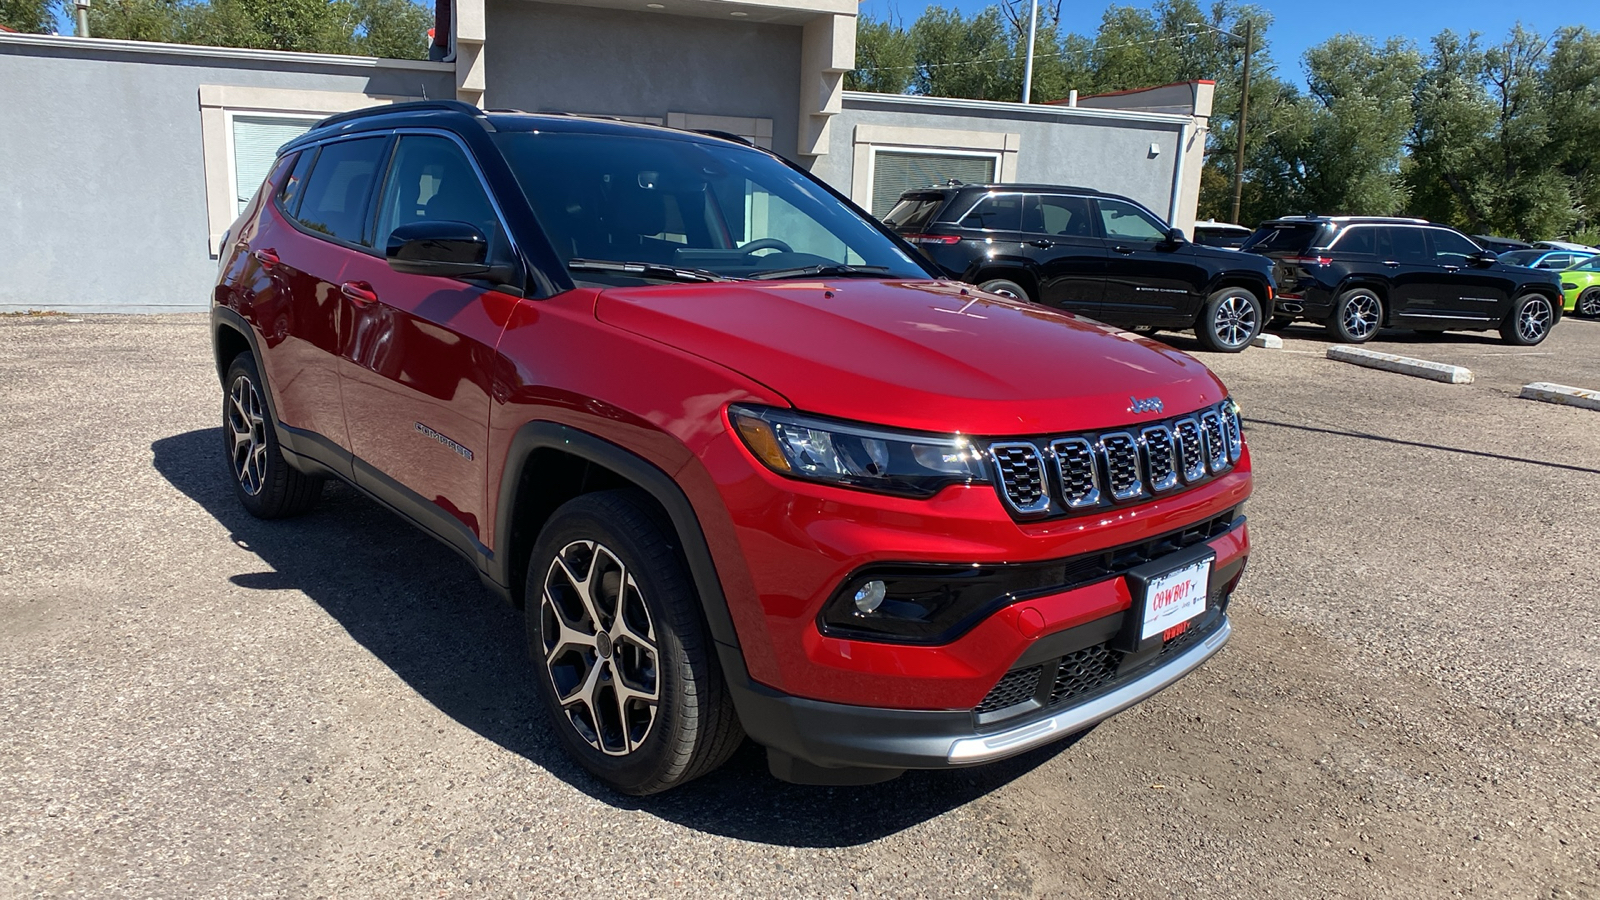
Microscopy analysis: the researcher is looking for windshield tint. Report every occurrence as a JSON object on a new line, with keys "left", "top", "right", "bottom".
{"left": 1498, "top": 250, "right": 1541, "bottom": 266}
{"left": 492, "top": 132, "right": 930, "bottom": 281}
{"left": 1242, "top": 223, "right": 1319, "bottom": 254}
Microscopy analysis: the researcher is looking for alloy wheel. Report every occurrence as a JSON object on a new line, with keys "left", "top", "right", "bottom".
{"left": 1343, "top": 294, "right": 1380, "bottom": 341}
{"left": 1212, "top": 293, "right": 1258, "bottom": 348}
{"left": 1518, "top": 297, "right": 1553, "bottom": 343}
{"left": 227, "top": 375, "right": 268, "bottom": 496}
{"left": 1580, "top": 291, "right": 1600, "bottom": 318}
{"left": 541, "top": 540, "right": 660, "bottom": 756}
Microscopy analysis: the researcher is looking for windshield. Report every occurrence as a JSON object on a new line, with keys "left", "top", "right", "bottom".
{"left": 1573, "top": 256, "right": 1600, "bottom": 272}
{"left": 1498, "top": 250, "right": 1541, "bottom": 267}
{"left": 492, "top": 132, "right": 931, "bottom": 281}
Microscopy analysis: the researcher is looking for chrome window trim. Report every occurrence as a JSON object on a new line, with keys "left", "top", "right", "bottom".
{"left": 988, "top": 441, "right": 1051, "bottom": 516}
{"left": 1049, "top": 436, "right": 1102, "bottom": 509}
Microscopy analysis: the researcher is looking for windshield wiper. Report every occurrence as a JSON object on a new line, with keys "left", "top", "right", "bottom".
{"left": 747, "top": 264, "right": 893, "bottom": 281}
{"left": 568, "top": 258, "right": 731, "bottom": 283}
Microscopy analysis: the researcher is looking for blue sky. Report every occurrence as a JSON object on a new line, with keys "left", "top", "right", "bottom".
{"left": 856, "top": 0, "right": 1600, "bottom": 84}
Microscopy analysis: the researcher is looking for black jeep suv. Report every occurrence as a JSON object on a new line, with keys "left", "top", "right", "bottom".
{"left": 883, "top": 184, "right": 1276, "bottom": 352}
{"left": 1243, "top": 216, "right": 1565, "bottom": 345}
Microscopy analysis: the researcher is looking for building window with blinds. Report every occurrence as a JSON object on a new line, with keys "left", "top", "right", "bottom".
{"left": 869, "top": 150, "right": 998, "bottom": 218}
{"left": 230, "top": 115, "right": 320, "bottom": 215}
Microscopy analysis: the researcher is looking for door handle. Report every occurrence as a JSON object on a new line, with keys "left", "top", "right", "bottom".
{"left": 1442, "top": 265, "right": 1460, "bottom": 273}
{"left": 1028, "top": 240, "right": 1054, "bottom": 249}
{"left": 1383, "top": 260, "right": 1400, "bottom": 267}
{"left": 340, "top": 281, "right": 378, "bottom": 306}
{"left": 1112, "top": 246, "right": 1135, "bottom": 254}
{"left": 252, "top": 248, "right": 280, "bottom": 268}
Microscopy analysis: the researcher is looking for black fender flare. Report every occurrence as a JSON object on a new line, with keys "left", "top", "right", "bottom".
{"left": 491, "top": 422, "right": 743, "bottom": 656}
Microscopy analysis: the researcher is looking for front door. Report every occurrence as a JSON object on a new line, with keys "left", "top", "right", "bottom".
{"left": 336, "top": 133, "right": 517, "bottom": 552}
{"left": 1094, "top": 197, "right": 1203, "bottom": 328}
{"left": 1020, "top": 193, "right": 1105, "bottom": 315}
{"left": 1422, "top": 228, "right": 1509, "bottom": 324}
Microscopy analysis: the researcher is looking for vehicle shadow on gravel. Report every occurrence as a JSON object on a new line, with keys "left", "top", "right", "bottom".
{"left": 153, "top": 428, "right": 1078, "bottom": 848}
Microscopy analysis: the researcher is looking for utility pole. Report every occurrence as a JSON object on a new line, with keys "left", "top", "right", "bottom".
{"left": 1021, "top": 0, "right": 1039, "bottom": 104}
{"left": 75, "top": 0, "right": 90, "bottom": 38}
{"left": 1230, "top": 19, "right": 1253, "bottom": 224}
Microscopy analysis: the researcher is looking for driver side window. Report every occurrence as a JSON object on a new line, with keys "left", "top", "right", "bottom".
{"left": 1097, "top": 198, "right": 1167, "bottom": 241}
{"left": 373, "top": 135, "right": 502, "bottom": 256}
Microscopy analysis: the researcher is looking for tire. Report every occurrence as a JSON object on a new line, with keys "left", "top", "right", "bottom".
{"left": 1265, "top": 315, "right": 1295, "bottom": 332}
{"left": 222, "top": 352, "right": 323, "bottom": 518}
{"left": 1193, "top": 286, "right": 1262, "bottom": 353}
{"left": 1500, "top": 293, "right": 1555, "bottom": 346}
{"left": 1577, "top": 288, "right": 1600, "bottom": 319}
{"left": 526, "top": 490, "right": 743, "bottom": 795}
{"left": 1327, "top": 288, "right": 1383, "bottom": 343}
{"left": 977, "top": 278, "right": 1031, "bottom": 302}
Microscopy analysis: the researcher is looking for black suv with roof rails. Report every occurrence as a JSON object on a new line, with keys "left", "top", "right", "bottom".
{"left": 1243, "top": 216, "right": 1564, "bottom": 345}
{"left": 883, "top": 183, "right": 1277, "bottom": 352}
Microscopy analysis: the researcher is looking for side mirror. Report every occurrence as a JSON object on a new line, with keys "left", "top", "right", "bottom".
{"left": 1165, "top": 227, "right": 1188, "bottom": 245}
{"left": 386, "top": 221, "right": 491, "bottom": 278}
{"left": 1469, "top": 250, "right": 1499, "bottom": 266}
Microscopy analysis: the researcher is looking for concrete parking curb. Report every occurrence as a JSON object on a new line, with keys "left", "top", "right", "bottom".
{"left": 1325, "top": 346, "right": 1474, "bottom": 384}
{"left": 1519, "top": 382, "right": 1600, "bottom": 411}
{"left": 1251, "top": 333, "right": 1283, "bottom": 349}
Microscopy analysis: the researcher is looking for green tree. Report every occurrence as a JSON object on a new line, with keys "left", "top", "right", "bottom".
{"left": 1405, "top": 31, "right": 1497, "bottom": 231}
{"left": 910, "top": 6, "right": 1016, "bottom": 101}
{"left": 1, "top": 0, "right": 58, "bottom": 33}
{"left": 847, "top": 15, "right": 916, "bottom": 94}
{"left": 349, "top": 0, "right": 430, "bottom": 59}
{"left": 1540, "top": 26, "right": 1600, "bottom": 240}
{"left": 85, "top": 0, "right": 430, "bottom": 58}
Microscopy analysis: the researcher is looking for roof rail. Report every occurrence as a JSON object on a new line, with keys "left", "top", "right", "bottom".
{"left": 692, "top": 129, "right": 754, "bottom": 146}
{"left": 311, "top": 99, "right": 482, "bottom": 132}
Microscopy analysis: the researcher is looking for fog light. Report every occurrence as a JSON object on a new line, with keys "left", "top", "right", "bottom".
{"left": 853, "top": 580, "right": 887, "bottom": 614}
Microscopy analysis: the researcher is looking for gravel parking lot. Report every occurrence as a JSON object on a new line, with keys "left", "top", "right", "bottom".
{"left": 2, "top": 313, "right": 1597, "bottom": 899}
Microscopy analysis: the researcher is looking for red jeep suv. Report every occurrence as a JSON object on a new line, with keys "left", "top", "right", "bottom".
{"left": 211, "top": 101, "right": 1251, "bottom": 794}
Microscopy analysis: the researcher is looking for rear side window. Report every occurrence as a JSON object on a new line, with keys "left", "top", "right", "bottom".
{"left": 276, "top": 151, "right": 314, "bottom": 216}
{"left": 293, "top": 137, "right": 389, "bottom": 245}
{"left": 1242, "top": 223, "right": 1318, "bottom": 253}
{"left": 1331, "top": 225, "right": 1377, "bottom": 255}
{"left": 959, "top": 194, "right": 1024, "bottom": 231}
{"left": 882, "top": 195, "right": 944, "bottom": 232}
{"left": 1027, "top": 195, "right": 1094, "bottom": 237}
{"left": 1377, "top": 226, "right": 1429, "bottom": 263}
{"left": 1538, "top": 254, "right": 1571, "bottom": 269}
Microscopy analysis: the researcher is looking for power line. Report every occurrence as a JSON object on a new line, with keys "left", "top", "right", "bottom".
{"left": 852, "top": 31, "right": 1196, "bottom": 74}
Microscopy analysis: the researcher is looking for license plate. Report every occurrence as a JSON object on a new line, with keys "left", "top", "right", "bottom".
{"left": 1140, "top": 558, "right": 1211, "bottom": 640}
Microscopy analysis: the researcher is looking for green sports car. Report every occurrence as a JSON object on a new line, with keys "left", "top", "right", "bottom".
{"left": 1562, "top": 256, "right": 1600, "bottom": 317}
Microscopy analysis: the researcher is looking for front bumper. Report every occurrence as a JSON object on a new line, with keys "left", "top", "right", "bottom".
{"left": 729, "top": 613, "right": 1232, "bottom": 783}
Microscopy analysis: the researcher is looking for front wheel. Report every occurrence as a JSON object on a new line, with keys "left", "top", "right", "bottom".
{"left": 1576, "top": 288, "right": 1600, "bottom": 318}
{"left": 1328, "top": 288, "right": 1383, "bottom": 343}
{"left": 526, "top": 490, "right": 744, "bottom": 795}
{"left": 1193, "top": 287, "right": 1262, "bottom": 353}
{"left": 1501, "top": 293, "right": 1555, "bottom": 346}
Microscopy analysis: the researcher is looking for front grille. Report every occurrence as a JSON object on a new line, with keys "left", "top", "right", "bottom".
{"left": 1101, "top": 432, "right": 1143, "bottom": 500}
{"left": 987, "top": 401, "right": 1239, "bottom": 519}
{"left": 975, "top": 666, "right": 1041, "bottom": 712}
{"left": 1048, "top": 644, "right": 1119, "bottom": 705}
{"left": 990, "top": 443, "right": 1048, "bottom": 514}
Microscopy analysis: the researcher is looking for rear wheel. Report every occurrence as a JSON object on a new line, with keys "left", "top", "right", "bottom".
{"left": 1193, "top": 287, "right": 1262, "bottom": 353}
{"left": 977, "top": 278, "right": 1031, "bottom": 302}
{"left": 1577, "top": 288, "right": 1600, "bottom": 318}
{"left": 526, "top": 490, "right": 743, "bottom": 795}
{"left": 222, "top": 352, "right": 322, "bottom": 518}
{"left": 1328, "top": 288, "right": 1382, "bottom": 343}
{"left": 1501, "top": 293, "right": 1555, "bottom": 346}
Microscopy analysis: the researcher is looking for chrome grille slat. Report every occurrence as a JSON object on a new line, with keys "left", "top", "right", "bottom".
{"left": 1050, "top": 437, "right": 1101, "bottom": 509}
{"left": 985, "top": 401, "right": 1239, "bottom": 518}
{"left": 1100, "top": 432, "right": 1143, "bottom": 501}
{"left": 1140, "top": 425, "right": 1178, "bottom": 492}
{"left": 989, "top": 442, "right": 1049, "bottom": 515}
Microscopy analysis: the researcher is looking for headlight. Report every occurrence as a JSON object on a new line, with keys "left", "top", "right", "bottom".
{"left": 728, "top": 404, "right": 988, "bottom": 498}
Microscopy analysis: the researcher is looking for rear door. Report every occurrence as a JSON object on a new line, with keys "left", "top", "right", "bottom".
{"left": 334, "top": 132, "right": 518, "bottom": 553}
{"left": 1374, "top": 226, "right": 1434, "bottom": 317}
{"left": 248, "top": 135, "right": 392, "bottom": 466}
{"left": 1019, "top": 193, "right": 1105, "bottom": 314}
{"left": 945, "top": 191, "right": 1030, "bottom": 288}
{"left": 1095, "top": 197, "right": 1205, "bottom": 327}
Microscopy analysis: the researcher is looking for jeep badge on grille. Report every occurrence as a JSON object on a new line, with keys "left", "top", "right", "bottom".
{"left": 1128, "top": 396, "right": 1164, "bottom": 414}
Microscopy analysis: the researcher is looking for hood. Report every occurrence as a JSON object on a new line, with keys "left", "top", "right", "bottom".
{"left": 595, "top": 279, "right": 1229, "bottom": 436}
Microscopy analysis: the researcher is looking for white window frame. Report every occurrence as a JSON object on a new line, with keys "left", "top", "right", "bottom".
{"left": 199, "top": 85, "right": 424, "bottom": 256}
{"left": 223, "top": 110, "right": 323, "bottom": 219}
{"left": 851, "top": 123, "right": 1020, "bottom": 211}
